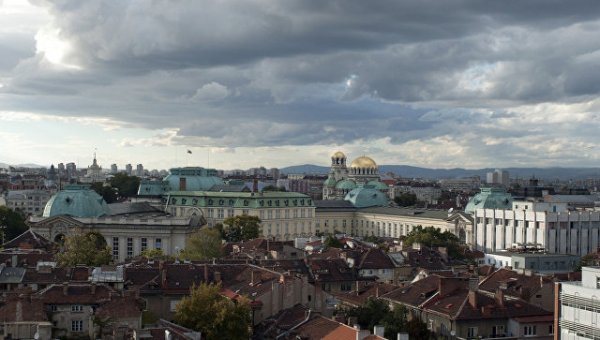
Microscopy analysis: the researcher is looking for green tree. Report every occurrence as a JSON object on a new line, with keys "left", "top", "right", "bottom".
{"left": 175, "top": 283, "right": 251, "bottom": 340}
{"left": 57, "top": 230, "right": 112, "bottom": 266}
{"left": 90, "top": 183, "right": 118, "bottom": 203}
{"left": 221, "top": 215, "right": 261, "bottom": 242}
{"left": 402, "top": 226, "right": 463, "bottom": 259}
{"left": 340, "top": 300, "right": 430, "bottom": 339}
{"left": 0, "top": 206, "right": 27, "bottom": 242}
{"left": 394, "top": 192, "right": 417, "bottom": 207}
{"left": 324, "top": 234, "right": 343, "bottom": 248}
{"left": 109, "top": 173, "right": 140, "bottom": 198}
{"left": 181, "top": 227, "right": 223, "bottom": 260}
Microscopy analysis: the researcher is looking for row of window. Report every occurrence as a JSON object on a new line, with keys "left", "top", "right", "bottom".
{"left": 168, "top": 197, "right": 312, "bottom": 207}
{"left": 112, "top": 237, "right": 160, "bottom": 259}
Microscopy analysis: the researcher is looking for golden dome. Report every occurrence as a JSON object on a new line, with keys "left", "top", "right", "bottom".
{"left": 350, "top": 156, "right": 377, "bottom": 169}
{"left": 332, "top": 151, "right": 346, "bottom": 159}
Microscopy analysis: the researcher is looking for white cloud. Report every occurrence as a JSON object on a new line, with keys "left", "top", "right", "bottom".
{"left": 191, "top": 82, "right": 229, "bottom": 102}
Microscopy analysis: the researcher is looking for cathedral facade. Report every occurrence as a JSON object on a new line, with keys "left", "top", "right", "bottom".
{"left": 322, "top": 151, "right": 388, "bottom": 200}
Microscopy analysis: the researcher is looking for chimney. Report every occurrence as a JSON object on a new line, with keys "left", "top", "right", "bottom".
{"left": 91, "top": 283, "right": 96, "bottom": 295}
{"left": 253, "top": 179, "right": 258, "bottom": 193}
{"left": 63, "top": 282, "right": 69, "bottom": 296}
{"left": 161, "top": 267, "right": 167, "bottom": 287}
{"left": 376, "top": 285, "right": 380, "bottom": 298}
{"left": 251, "top": 270, "right": 256, "bottom": 286}
{"left": 214, "top": 271, "right": 222, "bottom": 284}
{"left": 11, "top": 255, "right": 17, "bottom": 268}
{"left": 494, "top": 287, "right": 504, "bottom": 307}
{"left": 468, "top": 277, "right": 478, "bottom": 308}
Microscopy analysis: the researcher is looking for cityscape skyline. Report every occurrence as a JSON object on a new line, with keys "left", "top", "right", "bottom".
{"left": 3, "top": 1, "right": 600, "bottom": 170}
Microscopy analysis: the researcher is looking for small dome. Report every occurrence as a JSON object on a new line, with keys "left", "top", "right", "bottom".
{"left": 324, "top": 177, "right": 337, "bottom": 188}
{"left": 43, "top": 184, "right": 110, "bottom": 218}
{"left": 335, "top": 179, "right": 357, "bottom": 190}
{"left": 344, "top": 188, "right": 389, "bottom": 208}
{"left": 350, "top": 156, "right": 377, "bottom": 169}
{"left": 332, "top": 151, "right": 346, "bottom": 159}
{"left": 366, "top": 181, "right": 388, "bottom": 190}
{"left": 465, "top": 187, "right": 513, "bottom": 215}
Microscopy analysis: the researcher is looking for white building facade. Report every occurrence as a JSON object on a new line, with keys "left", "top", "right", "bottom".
{"left": 557, "top": 266, "right": 600, "bottom": 340}
{"left": 474, "top": 201, "right": 600, "bottom": 257}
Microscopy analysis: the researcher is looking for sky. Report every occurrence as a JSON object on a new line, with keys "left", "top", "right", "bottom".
{"left": 2, "top": 1, "right": 600, "bottom": 171}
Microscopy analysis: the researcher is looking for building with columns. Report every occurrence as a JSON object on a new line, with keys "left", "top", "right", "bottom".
{"left": 474, "top": 201, "right": 600, "bottom": 256}
{"left": 28, "top": 185, "right": 202, "bottom": 262}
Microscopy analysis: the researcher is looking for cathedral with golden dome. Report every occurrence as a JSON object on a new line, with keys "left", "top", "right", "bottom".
{"left": 322, "top": 151, "right": 389, "bottom": 200}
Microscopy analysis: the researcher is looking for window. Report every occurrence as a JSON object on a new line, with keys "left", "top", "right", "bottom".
{"left": 155, "top": 238, "right": 162, "bottom": 250}
{"left": 467, "top": 327, "right": 478, "bottom": 338}
{"left": 217, "top": 208, "right": 224, "bottom": 219}
{"left": 596, "top": 276, "right": 600, "bottom": 289}
{"left": 141, "top": 238, "right": 148, "bottom": 252}
{"left": 493, "top": 325, "right": 505, "bottom": 336}
{"left": 228, "top": 209, "right": 234, "bottom": 217}
{"left": 127, "top": 238, "right": 133, "bottom": 257}
{"left": 71, "top": 305, "right": 84, "bottom": 312}
{"left": 549, "top": 324, "right": 554, "bottom": 335}
{"left": 71, "top": 320, "right": 83, "bottom": 332}
{"left": 524, "top": 325, "right": 536, "bottom": 336}
{"left": 112, "top": 237, "right": 119, "bottom": 259}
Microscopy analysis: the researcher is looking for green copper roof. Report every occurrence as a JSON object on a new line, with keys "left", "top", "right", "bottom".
{"left": 465, "top": 187, "right": 513, "bottom": 214}
{"left": 366, "top": 180, "right": 388, "bottom": 190}
{"left": 324, "top": 177, "right": 337, "bottom": 187}
{"left": 43, "top": 184, "right": 110, "bottom": 218}
{"left": 344, "top": 187, "right": 389, "bottom": 208}
{"left": 335, "top": 179, "right": 357, "bottom": 190}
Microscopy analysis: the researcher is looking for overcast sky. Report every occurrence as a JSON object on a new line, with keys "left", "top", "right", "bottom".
{"left": 2, "top": 0, "right": 600, "bottom": 170}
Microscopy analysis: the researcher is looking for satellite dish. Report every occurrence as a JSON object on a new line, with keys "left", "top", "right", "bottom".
{"left": 448, "top": 208, "right": 454, "bottom": 213}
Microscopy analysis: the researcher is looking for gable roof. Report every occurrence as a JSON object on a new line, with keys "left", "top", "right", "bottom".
{"left": 2, "top": 228, "right": 53, "bottom": 251}
{"left": 358, "top": 248, "right": 395, "bottom": 270}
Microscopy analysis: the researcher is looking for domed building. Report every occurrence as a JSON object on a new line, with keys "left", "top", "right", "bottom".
{"left": 42, "top": 184, "right": 110, "bottom": 218}
{"left": 322, "top": 151, "right": 388, "bottom": 200}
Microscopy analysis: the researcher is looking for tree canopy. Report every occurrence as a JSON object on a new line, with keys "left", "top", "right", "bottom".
{"left": 57, "top": 230, "right": 112, "bottom": 266}
{"left": 402, "top": 226, "right": 462, "bottom": 259}
{"left": 0, "top": 206, "right": 27, "bottom": 242}
{"left": 109, "top": 173, "right": 140, "bottom": 198}
{"left": 175, "top": 283, "right": 251, "bottom": 340}
{"left": 340, "top": 299, "right": 430, "bottom": 339}
{"left": 90, "top": 183, "right": 118, "bottom": 203}
{"left": 220, "top": 215, "right": 261, "bottom": 242}
{"left": 181, "top": 227, "right": 223, "bottom": 260}
{"left": 394, "top": 192, "right": 417, "bottom": 207}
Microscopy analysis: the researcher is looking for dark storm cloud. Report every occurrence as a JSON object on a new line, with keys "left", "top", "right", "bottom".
{"left": 3, "top": 0, "right": 600, "bottom": 165}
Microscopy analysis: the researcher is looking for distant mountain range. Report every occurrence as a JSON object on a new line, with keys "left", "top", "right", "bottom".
{"left": 0, "top": 162, "right": 46, "bottom": 169}
{"left": 281, "top": 164, "right": 600, "bottom": 180}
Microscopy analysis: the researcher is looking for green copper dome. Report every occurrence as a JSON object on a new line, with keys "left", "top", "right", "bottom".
{"left": 344, "top": 187, "right": 389, "bottom": 208}
{"left": 335, "top": 179, "right": 357, "bottom": 190}
{"left": 366, "top": 180, "right": 388, "bottom": 190}
{"left": 43, "top": 184, "right": 110, "bottom": 218}
{"left": 465, "top": 187, "right": 513, "bottom": 215}
{"left": 324, "top": 176, "right": 337, "bottom": 188}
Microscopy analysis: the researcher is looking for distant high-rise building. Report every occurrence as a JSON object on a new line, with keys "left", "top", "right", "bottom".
{"left": 125, "top": 164, "right": 132, "bottom": 176}
{"left": 57, "top": 163, "right": 65, "bottom": 174}
{"left": 486, "top": 169, "right": 509, "bottom": 187}
{"left": 136, "top": 164, "right": 144, "bottom": 177}
{"left": 269, "top": 168, "right": 280, "bottom": 180}
{"left": 110, "top": 164, "right": 118, "bottom": 174}
{"left": 66, "top": 162, "right": 77, "bottom": 179}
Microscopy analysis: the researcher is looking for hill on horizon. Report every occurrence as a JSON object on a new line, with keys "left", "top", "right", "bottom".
{"left": 281, "top": 164, "right": 600, "bottom": 180}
